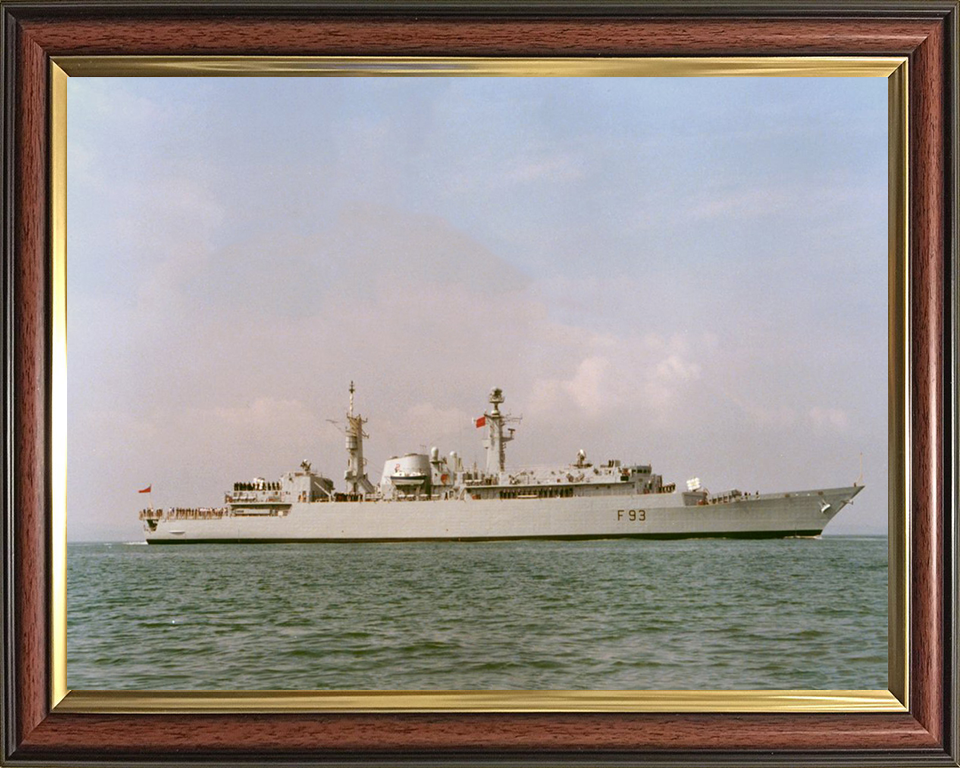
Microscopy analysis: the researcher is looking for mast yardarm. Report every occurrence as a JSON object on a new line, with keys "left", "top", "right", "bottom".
{"left": 344, "top": 381, "right": 375, "bottom": 494}
{"left": 482, "top": 387, "right": 521, "bottom": 474}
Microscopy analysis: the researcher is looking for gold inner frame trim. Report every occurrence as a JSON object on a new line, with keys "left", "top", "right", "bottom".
{"left": 886, "top": 61, "right": 910, "bottom": 708}
{"left": 50, "top": 61, "right": 68, "bottom": 709}
{"left": 49, "top": 55, "right": 910, "bottom": 715}
{"left": 54, "top": 55, "right": 905, "bottom": 77}
{"left": 57, "top": 689, "right": 905, "bottom": 714}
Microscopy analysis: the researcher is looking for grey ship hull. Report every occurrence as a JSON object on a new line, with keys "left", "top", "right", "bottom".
{"left": 144, "top": 485, "right": 861, "bottom": 544}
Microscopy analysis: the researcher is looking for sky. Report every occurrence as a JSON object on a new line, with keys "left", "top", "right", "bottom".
{"left": 66, "top": 75, "right": 888, "bottom": 541}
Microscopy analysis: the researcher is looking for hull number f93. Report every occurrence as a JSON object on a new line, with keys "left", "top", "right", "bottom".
{"left": 618, "top": 509, "right": 646, "bottom": 521}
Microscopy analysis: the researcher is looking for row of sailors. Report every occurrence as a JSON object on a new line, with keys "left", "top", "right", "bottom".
{"left": 233, "top": 481, "right": 281, "bottom": 491}
{"left": 138, "top": 507, "right": 229, "bottom": 519}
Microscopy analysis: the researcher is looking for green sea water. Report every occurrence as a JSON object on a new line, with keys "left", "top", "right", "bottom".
{"left": 67, "top": 536, "right": 887, "bottom": 690}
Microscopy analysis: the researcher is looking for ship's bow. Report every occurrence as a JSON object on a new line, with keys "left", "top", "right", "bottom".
{"left": 818, "top": 484, "right": 864, "bottom": 530}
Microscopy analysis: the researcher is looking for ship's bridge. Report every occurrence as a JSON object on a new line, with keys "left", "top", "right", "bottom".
{"left": 226, "top": 461, "right": 334, "bottom": 508}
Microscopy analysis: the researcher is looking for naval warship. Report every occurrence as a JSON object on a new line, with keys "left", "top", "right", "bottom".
{"left": 140, "top": 385, "right": 862, "bottom": 543}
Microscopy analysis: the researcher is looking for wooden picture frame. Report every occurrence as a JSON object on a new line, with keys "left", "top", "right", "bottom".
{"left": 1, "top": 2, "right": 957, "bottom": 765}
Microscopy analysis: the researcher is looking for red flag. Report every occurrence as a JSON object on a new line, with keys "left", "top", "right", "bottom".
{"left": 138, "top": 485, "right": 152, "bottom": 493}
{"left": 475, "top": 416, "right": 486, "bottom": 428}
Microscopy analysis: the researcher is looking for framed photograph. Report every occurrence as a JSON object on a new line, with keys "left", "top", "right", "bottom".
{"left": 2, "top": 2, "right": 957, "bottom": 766}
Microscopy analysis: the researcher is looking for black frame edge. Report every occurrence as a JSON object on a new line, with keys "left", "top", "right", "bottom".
{"left": 1, "top": 4, "right": 19, "bottom": 765}
{"left": 0, "top": 0, "right": 956, "bottom": 19}
{"left": 944, "top": 0, "right": 960, "bottom": 766}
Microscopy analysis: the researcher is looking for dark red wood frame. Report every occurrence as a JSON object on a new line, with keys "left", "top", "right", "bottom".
{"left": 1, "top": 3, "right": 957, "bottom": 765}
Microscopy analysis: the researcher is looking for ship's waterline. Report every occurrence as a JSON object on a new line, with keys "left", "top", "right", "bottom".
{"left": 140, "top": 385, "right": 862, "bottom": 544}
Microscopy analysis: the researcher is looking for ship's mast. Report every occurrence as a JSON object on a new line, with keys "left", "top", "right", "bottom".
{"left": 344, "top": 382, "right": 375, "bottom": 494}
{"left": 482, "top": 388, "right": 519, "bottom": 474}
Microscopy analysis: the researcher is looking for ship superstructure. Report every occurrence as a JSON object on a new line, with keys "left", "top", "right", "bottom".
{"left": 140, "top": 386, "right": 862, "bottom": 543}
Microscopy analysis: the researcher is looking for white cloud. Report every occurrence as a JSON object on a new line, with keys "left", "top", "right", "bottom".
{"left": 808, "top": 406, "right": 850, "bottom": 431}
{"left": 528, "top": 334, "right": 707, "bottom": 427}
{"left": 635, "top": 342, "right": 704, "bottom": 419}
{"left": 530, "top": 355, "right": 610, "bottom": 417}
{"left": 654, "top": 353, "right": 701, "bottom": 384}
{"left": 565, "top": 356, "right": 609, "bottom": 412}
